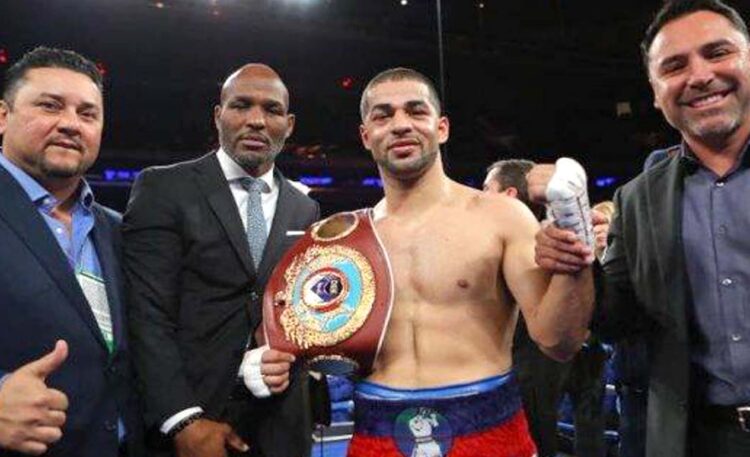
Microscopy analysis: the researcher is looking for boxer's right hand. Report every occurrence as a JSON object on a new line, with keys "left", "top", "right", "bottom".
{"left": 174, "top": 419, "right": 249, "bottom": 457}
{"left": 0, "top": 340, "right": 69, "bottom": 456}
{"left": 535, "top": 221, "right": 593, "bottom": 273}
{"left": 240, "top": 346, "right": 295, "bottom": 397}
{"left": 260, "top": 349, "right": 295, "bottom": 394}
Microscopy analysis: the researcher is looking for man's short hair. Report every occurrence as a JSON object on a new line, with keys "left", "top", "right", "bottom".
{"left": 641, "top": 0, "right": 749, "bottom": 70}
{"left": 487, "top": 159, "right": 545, "bottom": 220}
{"left": 360, "top": 67, "right": 442, "bottom": 120}
{"left": 2, "top": 46, "right": 103, "bottom": 106}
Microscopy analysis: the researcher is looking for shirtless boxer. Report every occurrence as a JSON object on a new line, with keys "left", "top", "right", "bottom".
{"left": 345, "top": 67, "right": 595, "bottom": 457}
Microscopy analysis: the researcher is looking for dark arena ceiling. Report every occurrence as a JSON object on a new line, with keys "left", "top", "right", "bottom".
{"left": 3, "top": 0, "right": 750, "bottom": 209}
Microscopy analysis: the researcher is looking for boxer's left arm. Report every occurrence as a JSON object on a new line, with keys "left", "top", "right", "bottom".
{"left": 502, "top": 205, "right": 594, "bottom": 362}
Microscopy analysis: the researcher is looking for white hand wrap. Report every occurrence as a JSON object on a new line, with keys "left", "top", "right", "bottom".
{"left": 545, "top": 157, "right": 594, "bottom": 248}
{"left": 239, "top": 344, "right": 272, "bottom": 398}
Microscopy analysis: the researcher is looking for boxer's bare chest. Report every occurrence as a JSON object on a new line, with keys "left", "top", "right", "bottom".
{"left": 375, "top": 206, "right": 502, "bottom": 305}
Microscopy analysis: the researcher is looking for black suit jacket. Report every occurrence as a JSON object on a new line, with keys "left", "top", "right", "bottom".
{"left": 122, "top": 153, "right": 321, "bottom": 457}
{"left": 0, "top": 167, "right": 144, "bottom": 457}
{"left": 598, "top": 154, "right": 693, "bottom": 457}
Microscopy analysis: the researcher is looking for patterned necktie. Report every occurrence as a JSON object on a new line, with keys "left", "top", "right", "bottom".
{"left": 239, "top": 177, "right": 268, "bottom": 268}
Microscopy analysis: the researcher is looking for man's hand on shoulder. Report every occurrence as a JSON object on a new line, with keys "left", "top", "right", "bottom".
{"left": 0, "top": 340, "right": 69, "bottom": 456}
{"left": 174, "top": 418, "right": 249, "bottom": 457}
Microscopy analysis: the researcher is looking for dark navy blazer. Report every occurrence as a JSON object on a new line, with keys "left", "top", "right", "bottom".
{"left": 0, "top": 166, "right": 143, "bottom": 457}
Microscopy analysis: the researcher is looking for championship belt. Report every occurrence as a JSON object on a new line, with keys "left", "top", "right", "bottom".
{"left": 263, "top": 209, "right": 394, "bottom": 377}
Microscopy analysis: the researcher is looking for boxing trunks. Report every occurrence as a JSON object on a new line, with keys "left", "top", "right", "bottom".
{"left": 263, "top": 209, "right": 394, "bottom": 376}
{"left": 347, "top": 373, "right": 537, "bottom": 457}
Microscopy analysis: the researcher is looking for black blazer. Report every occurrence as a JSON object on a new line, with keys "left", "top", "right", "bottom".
{"left": 0, "top": 167, "right": 144, "bottom": 457}
{"left": 122, "top": 153, "right": 321, "bottom": 457}
{"left": 598, "top": 154, "right": 692, "bottom": 457}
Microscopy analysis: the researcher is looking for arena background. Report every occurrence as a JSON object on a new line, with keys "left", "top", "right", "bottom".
{"left": 5, "top": 0, "right": 743, "bottom": 215}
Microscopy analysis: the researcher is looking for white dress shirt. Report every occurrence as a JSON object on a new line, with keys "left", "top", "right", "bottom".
{"left": 217, "top": 148, "right": 279, "bottom": 233}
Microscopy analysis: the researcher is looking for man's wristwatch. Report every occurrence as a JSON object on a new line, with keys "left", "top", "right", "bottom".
{"left": 168, "top": 412, "right": 205, "bottom": 439}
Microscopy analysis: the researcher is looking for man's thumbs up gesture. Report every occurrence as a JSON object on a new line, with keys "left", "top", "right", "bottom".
{"left": 0, "top": 340, "right": 70, "bottom": 455}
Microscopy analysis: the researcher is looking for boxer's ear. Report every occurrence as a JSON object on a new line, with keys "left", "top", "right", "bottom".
{"left": 360, "top": 124, "right": 372, "bottom": 151}
{"left": 437, "top": 115, "right": 449, "bottom": 145}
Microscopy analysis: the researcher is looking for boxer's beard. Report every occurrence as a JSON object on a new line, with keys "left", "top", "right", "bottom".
{"left": 376, "top": 148, "right": 438, "bottom": 180}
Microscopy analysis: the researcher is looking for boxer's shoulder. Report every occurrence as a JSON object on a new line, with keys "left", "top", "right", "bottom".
{"left": 475, "top": 190, "right": 537, "bottom": 225}
{"left": 467, "top": 185, "right": 506, "bottom": 209}
{"left": 456, "top": 190, "right": 537, "bottom": 246}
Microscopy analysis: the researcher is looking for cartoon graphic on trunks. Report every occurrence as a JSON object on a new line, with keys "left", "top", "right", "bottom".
{"left": 395, "top": 407, "right": 452, "bottom": 457}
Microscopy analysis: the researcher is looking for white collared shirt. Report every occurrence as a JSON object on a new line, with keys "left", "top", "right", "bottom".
{"left": 217, "top": 148, "right": 279, "bottom": 233}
